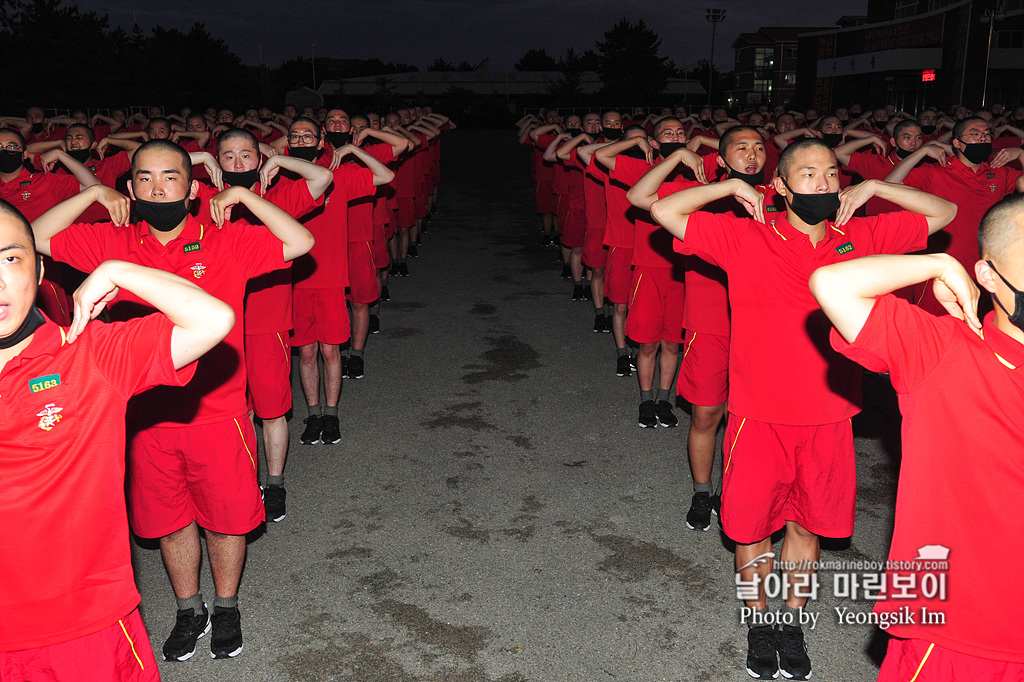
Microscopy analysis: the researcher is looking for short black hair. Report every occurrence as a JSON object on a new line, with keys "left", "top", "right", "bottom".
{"left": 0, "top": 198, "right": 36, "bottom": 255}
{"left": 130, "top": 139, "right": 193, "bottom": 185}
{"left": 979, "top": 193, "right": 1024, "bottom": 260}
{"left": 65, "top": 123, "right": 95, "bottom": 144}
{"left": 0, "top": 128, "right": 27, "bottom": 150}
{"left": 653, "top": 117, "right": 683, "bottom": 137}
{"left": 147, "top": 117, "right": 171, "bottom": 130}
{"left": 720, "top": 125, "right": 763, "bottom": 150}
{"left": 777, "top": 138, "right": 834, "bottom": 180}
{"left": 893, "top": 119, "right": 922, "bottom": 139}
{"left": 216, "top": 128, "right": 259, "bottom": 155}
{"left": 289, "top": 116, "right": 322, "bottom": 139}
{"left": 953, "top": 116, "right": 987, "bottom": 141}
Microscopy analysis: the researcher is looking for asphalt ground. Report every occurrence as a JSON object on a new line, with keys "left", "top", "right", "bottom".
{"left": 135, "top": 129, "right": 904, "bottom": 681}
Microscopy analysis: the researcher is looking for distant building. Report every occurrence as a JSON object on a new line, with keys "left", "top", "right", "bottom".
{"left": 728, "top": 26, "right": 832, "bottom": 107}
{"left": 796, "top": 0, "right": 1024, "bottom": 113}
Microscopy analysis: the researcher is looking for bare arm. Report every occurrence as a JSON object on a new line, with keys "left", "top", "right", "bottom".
{"left": 576, "top": 141, "right": 610, "bottom": 167}
{"left": 67, "top": 260, "right": 235, "bottom": 369}
{"left": 543, "top": 133, "right": 571, "bottom": 163}
{"left": 809, "top": 253, "right": 980, "bottom": 343}
{"left": 594, "top": 136, "right": 652, "bottom": 172}
{"left": 328, "top": 144, "right": 395, "bottom": 186}
{"left": 31, "top": 186, "right": 131, "bottom": 256}
{"left": 207, "top": 186, "right": 315, "bottom": 261}
{"left": 355, "top": 128, "right": 412, "bottom": 158}
{"left": 259, "top": 154, "right": 334, "bottom": 198}
{"left": 555, "top": 132, "right": 593, "bottom": 161}
{"left": 884, "top": 146, "right": 947, "bottom": 184}
{"left": 38, "top": 149, "right": 101, "bottom": 191}
{"left": 834, "top": 179, "right": 957, "bottom": 234}
{"left": 649, "top": 178, "right": 763, "bottom": 240}
{"left": 834, "top": 135, "right": 886, "bottom": 166}
{"left": 627, "top": 150, "right": 698, "bottom": 210}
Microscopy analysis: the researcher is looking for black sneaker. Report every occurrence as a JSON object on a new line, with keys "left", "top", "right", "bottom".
{"left": 348, "top": 355, "right": 364, "bottom": 379}
{"left": 369, "top": 314, "right": 380, "bottom": 334}
{"left": 263, "top": 484, "right": 286, "bottom": 523}
{"left": 776, "top": 624, "right": 812, "bottom": 680}
{"left": 389, "top": 263, "right": 400, "bottom": 277}
{"left": 321, "top": 415, "right": 342, "bottom": 444}
{"left": 341, "top": 356, "right": 350, "bottom": 379}
{"left": 540, "top": 234, "right": 552, "bottom": 247}
{"left": 629, "top": 355, "right": 638, "bottom": 372}
{"left": 399, "top": 263, "right": 410, "bottom": 277}
{"left": 210, "top": 606, "right": 243, "bottom": 659}
{"left": 686, "top": 492, "right": 713, "bottom": 531}
{"left": 711, "top": 493, "right": 722, "bottom": 517}
{"left": 593, "top": 314, "right": 606, "bottom": 333}
{"left": 747, "top": 625, "right": 780, "bottom": 680}
{"left": 655, "top": 400, "right": 678, "bottom": 427}
{"left": 561, "top": 264, "right": 572, "bottom": 280}
{"left": 616, "top": 355, "right": 632, "bottom": 377}
{"left": 638, "top": 400, "right": 658, "bottom": 428}
{"left": 299, "top": 415, "right": 323, "bottom": 444}
{"left": 572, "top": 285, "right": 583, "bottom": 301}
{"left": 380, "top": 285, "right": 391, "bottom": 302}
{"left": 581, "top": 286, "right": 592, "bottom": 301}
{"left": 408, "top": 244, "right": 419, "bottom": 257}
{"left": 163, "top": 605, "right": 211, "bottom": 661}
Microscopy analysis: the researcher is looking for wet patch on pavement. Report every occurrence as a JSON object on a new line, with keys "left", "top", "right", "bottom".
{"left": 354, "top": 568, "right": 403, "bottom": 598}
{"left": 506, "top": 435, "right": 534, "bottom": 450}
{"left": 421, "top": 402, "right": 497, "bottom": 431}
{"left": 591, "top": 534, "right": 710, "bottom": 585}
{"left": 470, "top": 303, "right": 497, "bottom": 315}
{"left": 461, "top": 335, "right": 542, "bottom": 384}
{"left": 371, "top": 599, "right": 495, "bottom": 661}
{"left": 327, "top": 546, "right": 373, "bottom": 560}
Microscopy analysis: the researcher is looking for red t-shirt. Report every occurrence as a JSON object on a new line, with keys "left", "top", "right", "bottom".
{"left": 613, "top": 154, "right": 684, "bottom": 269}
{"left": 678, "top": 210, "right": 928, "bottom": 424}
{"left": 343, "top": 141, "right": 393, "bottom": 242}
{"left": 0, "top": 314, "right": 195, "bottom": 650}
{"left": 579, "top": 154, "right": 608, "bottom": 233}
{"left": 50, "top": 215, "right": 285, "bottom": 427}
{"left": 292, "top": 162, "right": 374, "bottom": 289}
{"left": 904, "top": 157, "right": 1021, "bottom": 272}
{"left": 845, "top": 151, "right": 904, "bottom": 215}
{"left": 0, "top": 167, "right": 78, "bottom": 221}
{"left": 833, "top": 296, "right": 1024, "bottom": 662}
{"left": 533, "top": 134, "right": 557, "bottom": 185}
{"left": 602, "top": 157, "right": 638, "bottom": 249}
{"left": 192, "top": 180, "right": 321, "bottom": 334}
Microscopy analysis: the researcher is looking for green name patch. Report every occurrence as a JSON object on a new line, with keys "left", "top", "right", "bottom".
{"left": 29, "top": 374, "right": 61, "bottom": 393}
{"left": 835, "top": 242, "right": 855, "bottom": 255}
{"left": 183, "top": 242, "right": 201, "bottom": 253}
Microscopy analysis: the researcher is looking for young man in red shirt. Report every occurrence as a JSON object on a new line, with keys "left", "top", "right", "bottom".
{"left": 32, "top": 139, "right": 315, "bottom": 663}
{"left": 651, "top": 138, "right": 956, "bottom": 680}
{"left": 811, "top": 193, "right": 1024, "bottom": 681}
{"left": 556, "top": 113, "right": 603, "bottom": 307}
{"left": 630, "top": 125, "right": 769, "bottom": 529}
{"left": 285, "top": 118, "right": 391, "bottom": 444}
{"left": 0, "top": 127, "right": 100, "bottom": 325}
{"left": 0, "top": 199, "right": 234, "bottom": 681}
{"left": 194, "top": 128, "right": 332, "bottom": 522}
{"left": 836, "top": 119, "right": 932, "bottom": 215}
{"left": 887, "top": 116, "right": 1024, "bottom": 314}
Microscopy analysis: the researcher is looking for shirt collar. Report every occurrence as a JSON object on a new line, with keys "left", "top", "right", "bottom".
{"left": 0, "top": 166, "right": 33, "bottom": 186}
{"left": 1, "top": 314, "right": 65, "bottom": 377}
{"left": 765, "top": 214, "right": 845, "bottom": 242}
{"left": 949, "top": 155, "right": 990, "bottom": 177}
{"left": 135, "top": 214, "right": 206, "bottom": 245}
{"left": 982, "top": 311, "right": 1024, "bottom": 370}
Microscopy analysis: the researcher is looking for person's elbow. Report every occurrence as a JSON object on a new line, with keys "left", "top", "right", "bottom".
{"left": 927, "top": 199, "right": 958, "bottom": 234}
{"left": 626, "top": 187, "right": 653, "bottom": 211}
{"left": 284, "top": 229, "right": 315, "bottom": 262}
{"left": 373, "top": 169, "right": 395, "bottom": 187}
{"left": 208, "top": 301, "right": 236, "bottom": 347}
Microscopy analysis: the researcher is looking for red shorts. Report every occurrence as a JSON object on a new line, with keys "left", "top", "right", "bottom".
{"left": 346, "top": 241, "right": 380, "bottom": 304}
{"left": 720, "top": 415, "right": 855, "bottom": 543}
{"left": 556, "top": 192, "right": 571, "bottom": 230}
{"left": 878, "top": 637, "right": 1024, "bottom": 682}
{"left": 0, "top": 609, "right": 158, "bottom": 682}
{"left": 625, "top": 266, "right": 685, "bottom": 344}
{"left": 291, "top": 287, "right": 350, "bottom": 346}
{"left": 413, "top": 192, "right": 428, "bottom": 219}
{"left": 535, "top": 180, "right": 555, "bottom": 214}
{"left": 396, "top": 197, "right": 415, "bottom": 229}
{"left": 245, "top": 332, "right": 292, "bottom": 419}
{"left": 677, "top": 330, "right": 729, "bottom": 406}
{"left": 603, "top": 246, "right": 634, "bottom": 305}
{"left": 128, "top": 415, "right": 264, "bottom": 538}
{"left": 561, "top": 207, "right": 587, "bottom": 248}
{"left": 582, "top": 228, "right": 609, "bottom": 269}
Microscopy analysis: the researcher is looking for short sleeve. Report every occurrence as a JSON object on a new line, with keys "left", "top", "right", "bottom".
{"left": 85, "top": 314, "right": 197, "bottom": 398}
{"left": 265, "top": 178, "right": 323, "bottom": 220}
{"left": 49, "top": 222, "right": 117, "bottom": 274}
{"left": 903, "top": 165, "right": 930, "bottom": 191}
{"left": 610, "top": 155, "right": 650, "bottom": 186}
{"left": 830, "top": 294, "right": 955, "bottom": 394}
{"left": 336, "top": 165, "right": 374, "bottom": 203}
{"left": 861, "top": 211, "right": 929, "bottom": 256}
{"left": 672, "top": 211, "right": 749, "bottom": 271}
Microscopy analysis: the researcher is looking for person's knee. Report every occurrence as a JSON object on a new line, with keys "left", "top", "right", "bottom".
{"left": 640, "top": 342, "right": 659, "bottom": 357}
{"left": 692, "top": 406, "right": 724, "bottom": 431}
{"left": 786, "top": 521, "right": 817, "bottom": 540}
{"left": 321, "top": 344, "right": 340, "bottom": 362}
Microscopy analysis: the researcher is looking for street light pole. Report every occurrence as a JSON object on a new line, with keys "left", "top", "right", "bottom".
{"left": 706, "top": 8, "right": 726, "bottom": 107}
{"left": 311, "top": 43, "right": 317, "bottom": 91}
{"left": 979, "top": 3, "right": 1005, "bottom": 108}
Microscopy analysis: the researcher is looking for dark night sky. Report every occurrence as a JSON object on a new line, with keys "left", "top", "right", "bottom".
{"left": 78, "top": 0, "right": 864, "bottom": 74}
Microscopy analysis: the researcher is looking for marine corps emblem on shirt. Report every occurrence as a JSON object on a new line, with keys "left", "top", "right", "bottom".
{"left": 191, "top": 263, "right": 207, "bottom": 279}
{"left": 36, "top": 403, "right": 63, "bottom": 431}
{"left": 990, "top": 184, "right": 998, "bottom": 193}
{"left": 21, "top": 191, "right": 31, "bottom": 201}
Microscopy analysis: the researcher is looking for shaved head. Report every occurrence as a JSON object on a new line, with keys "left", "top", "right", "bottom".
{"left": 979, "top": 194, "right": 1024, "bottom": 261}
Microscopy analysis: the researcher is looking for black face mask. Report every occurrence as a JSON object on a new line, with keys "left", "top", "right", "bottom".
{"left": 987, "top": 261, "right": 1024, "bottom": 332}
{"left": 657, "top": 142, "right": 686, "bottom": 157}
{"left": 289, "top": 146, "right": 319, "bottom": 162}
{"left": 895, "top": 146, "right": 914, "bottom": 160}
{"left": 31, "top": 122, "right": 44, "bottom": 134}
{"left": 0, "top": 150, "right": 23, "bottom": 174}
{"left": 699, "top": 118, "right": 712, "bottom": 126}
{"left": 1014, "top": 118, "right": 1024, "bottom": 128}
{"left": 821, "top": 133, "right": 843, "bottom": 149}
{"left": 135, "top": 196, "right": 191, "bottom": 232}
{"left": 325, "top": 130, "right": 352, "bottom": 148}
{"left": 260, "top": 117, "right": 273, "bottom": 124}
{"left": 0, "top": 306, "right": 45, "bottom": 350}
{"left": 781, "top": 177, "right": 840, "bottom": 225}
{"left": 620, "top": 146, "right": 648, "bottom": 160}
{"left": 920, "top": 124, "right": 936, "bottom": 135}
{"left": 601, "top": 127, "right": 623, "bottom": 141}
{"left": 222, "top": 168, "right": 260, "bottom": 188}
{"left": 957, "top": 140, "right": 992, "bottom": 165}
{"left": 67, "top": 148, "right": 93, "bottom": 164}
{"left": 724, "top": 160, "right": 765, "bottom": 187}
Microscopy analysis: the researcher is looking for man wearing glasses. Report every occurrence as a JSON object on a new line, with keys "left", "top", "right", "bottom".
{"left": 887, "top": 116, "right": 1024, "bottom": 314}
